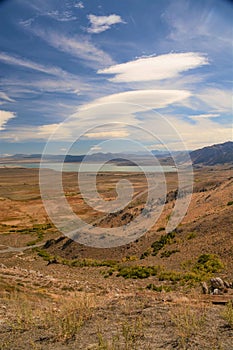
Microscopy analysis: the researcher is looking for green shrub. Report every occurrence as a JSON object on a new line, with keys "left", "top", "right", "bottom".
{"left": 36, "top": 249, "right": 118, "bottom": 268}
{"left": 156, "top": 227, "right": 165, "bottom": 232}
{"left": 158, "top": 270, "right": 203, "bottom": 286}
{"left": 37, "top": 249, "right": 52, "bottom": 261}
{"left": 227, "top": 201, "right": 233, "bottom": 206}
{"left": 146, "top": 283, "right": 172, "bottom": 292}
{"left": 187, "top": 232, "right": 197, "bottom": 240}
{"left": 193, "top": 254, "right": 224, "bottom": 274}
{"left": 16, "top": 223, "right": 54, "bottom": 246}
{"left": 117, "top": 265, "right": 160, "bottom": 279}
{"left": 160, "top": 249, "right": 179, "bottom": 258}
{"left": 151, "top": 231, "right": 176, "bottom": 255}
{"left": 158, "top": 271, "right": 182, "bottom": 282}
{"left": 140, "top": 250, "right": 150, "bottom": 259}
{"left": 122, "top": 255, "right": 138, "bottom": 262}
{"left": 181, "top": 272, "right": 203, "bottom": 283}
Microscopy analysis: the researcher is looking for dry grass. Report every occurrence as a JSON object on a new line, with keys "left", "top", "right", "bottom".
{"left": 222, "top": 301, "right": 233, "bottom": 328}
{"left": 4, "top": 289, "right": 95, "bottom": 342}
{"left": 169, "top": 301, "right": 208, "bottom": 348}
{"left": 94, "top": 315, "right": 147, "bottom": 350}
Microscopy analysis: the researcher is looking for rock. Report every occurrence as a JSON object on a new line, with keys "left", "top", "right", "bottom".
{"left": 213, "top": 288, "right": 223, "bottom": 295}
{"left": 201, "top": 277, "right": 232, "bottom": 295}
{"left": 223, "top": 280, "right": 230, "bottom": 288}
{"left": 210, "top": 277, "right": 225, "bottom": 290}
{"left": 201, "top": 282, "right": 209, "bottom": 294}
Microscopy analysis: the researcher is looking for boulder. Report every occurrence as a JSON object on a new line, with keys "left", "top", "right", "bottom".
{"left": 210, "top": 277, "right": 225, "bottom": 290}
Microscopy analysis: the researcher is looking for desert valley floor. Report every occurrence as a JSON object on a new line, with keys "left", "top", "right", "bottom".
{"left": 0, "top": 165, "right": 232, "bottom": 350}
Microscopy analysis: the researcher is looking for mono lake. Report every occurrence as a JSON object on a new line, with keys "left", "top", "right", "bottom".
{"left": 0, "top": 162, "right": 177, "bottom": 173}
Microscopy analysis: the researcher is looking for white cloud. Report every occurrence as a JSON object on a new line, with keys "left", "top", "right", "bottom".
{"left": 46, "top": 10, "right": 77, "bottom": 22}
{"left": 90, "top": 145, "right": 102, "bottom": 152}
{"left": 19, "top": 18, "right": 34, "bottom": 27}
{"left": 81, "top": 89, "right": 191, "bottom": 112}
{"left": 37, "top": 123, "right": 77, "bottom": 141}
{"left": 98, "top": 52, "right": 208, "bottom": 83}
{"left": 45, "top": 89, "right": 191, "bottom": 142}
{"left": 0, "top": 56, "right": 89, "bottom": 99}
{"left": 0, "top": 92, "right": 15, "bottom": 103}
{"left": 174, "top": 118, "right": 232, "bottom": 150}
{"left": 1, "top": 76, "right": 88, "bottom": 97}
{"left": 0, "top": 52, "right": 71, "bottom": 78}
{"left": 1, "top": 123, "right": 72, "bottom": 142}
{"left": 2, "top": 96, "right": 231, "bottom": 150}
{"left": 85, "top": 130, "right": 129, "bottom": 139}
{"left": 1, "top": 86, "right": 230, "bottom": 150}
{"left": 87, "top": 14, "right": 125, "bottom": 34}
{"left": 2, "top": 114, "right": 231, "bottom": 150}
{"left": 0, "top": 110, "right": 16, "bottom": 130}
{"left": 143, "top": 112, "right": 232, "bottom": 150}
{"left": 189, "top": 113, "right": 220, "bottom": 120}
{"left": 197, "top": 88, "right": 233, "bottom": 113}
{"left": 164, "top": 0, "right": 232, "bottom": 53}
{"left": 24, "top": 79, "right": 79, "bottom": 93}
{"left": 33, "top": 29, "right": 114, "bottom": 68}
{"left": 19, "top": 4, "right": 78, "bottom": 24}
{"left": 1, "top": 89, "right": 190, "bottom": 141}
{"left": 74, "top": 2, "right": 84, "bottom": 9}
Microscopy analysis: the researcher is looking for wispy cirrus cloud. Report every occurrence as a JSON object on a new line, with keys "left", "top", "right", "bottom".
{"left": 0, "top": 51, "right": 73, "bottom": 78}
{"left": 197, "top": 88, "right": 232, "bottom": 113}
{"left": 2, "top": 77, "right": 88, "bottom": 95}
{"left": 98, "top": 52, "right": 208, "bottom": 83}
{"left": 0, "top": 92, "right": 15, "bottom": 103}
{"left": 45, "top": 10, "right": 77, "bottom": 22}
{"left": 0, "top": 52, "right": 89, "bottom": 98}
{"left": 74, "top": 2, "right": 84, "bottom": 9}
{"left": 19, "top": 1, "right": 80, "bottom": 25}
{"left": 0, "top": 110, "right": 16, "bottom": 130}
{"left": 19, "top": 18, "right": 35, "bottom": 27}
{"left": 87, "top": 14, "right": 125, "bottom": 34}
{"left": 162, "top": 0, "right": 233, "bottom": 57}
{"left": 32, "top": 29, "right": 114, "bottom": 68}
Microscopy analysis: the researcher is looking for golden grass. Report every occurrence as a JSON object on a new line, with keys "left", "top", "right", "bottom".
{"left": 4, "top": 289, "right": 95, "bottom": 342}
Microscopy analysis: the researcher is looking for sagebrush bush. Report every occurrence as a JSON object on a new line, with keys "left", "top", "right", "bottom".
{"left": 117, "top": 265, "right": 160, "bottom": 279}
{"left": 160, "top": 249, "right": 179, "bottom": 258}
{"left": 151, "top": 231, "right": 176, "bottom": 255}
{"left": 193, "top": 254, "right": 224, "bottom": 274}
{"left": 146, "top": 284, "right": 172, "bottom": 292}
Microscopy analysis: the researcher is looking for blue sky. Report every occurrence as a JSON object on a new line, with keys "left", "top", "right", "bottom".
{"left": 0, "top": 0, "right": 232, "bottom": 155}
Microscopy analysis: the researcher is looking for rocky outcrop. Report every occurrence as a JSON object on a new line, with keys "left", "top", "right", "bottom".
{"left": 201, "top": 277, "right": 233, "bottom": 295}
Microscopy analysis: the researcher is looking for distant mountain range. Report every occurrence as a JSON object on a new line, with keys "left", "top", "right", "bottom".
{"left": 190, "top": 141, "right": 233, "bottom": 165}
{"left": 1, "top": 141, "right": 232, "bottom": 166}
{"left": 0, "top": 151, "right": 173, "bottom": 163}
